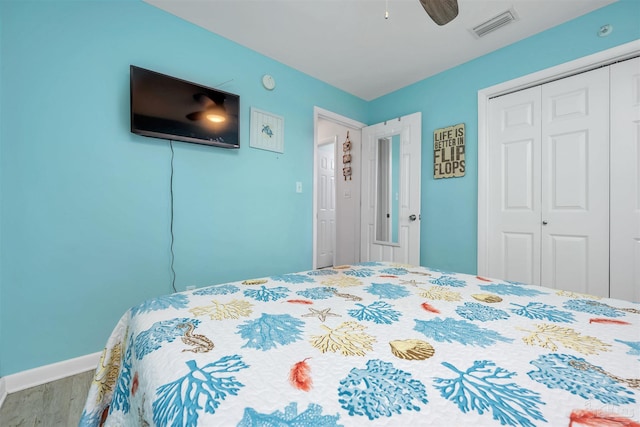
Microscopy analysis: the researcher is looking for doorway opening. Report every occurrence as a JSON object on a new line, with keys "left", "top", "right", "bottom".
{"left": 312, "top": 107, "right": 365, "bottom": 270}
{"left": 316, "top": 136, "right": 336, "bottom": 269}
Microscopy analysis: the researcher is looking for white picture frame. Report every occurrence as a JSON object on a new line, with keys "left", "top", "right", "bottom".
{"left": 250, "top": 107, "right": 284, "bottom": 153}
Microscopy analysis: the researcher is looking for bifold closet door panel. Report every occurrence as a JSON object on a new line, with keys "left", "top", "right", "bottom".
{"left": 610, "top": 56, "right": 640, "bottom": 302}
{"left": 487, "top": 86, "right": 542, "bottom": 285}
{"left": 540, "top": 66, "right": 610, "bottom": 297}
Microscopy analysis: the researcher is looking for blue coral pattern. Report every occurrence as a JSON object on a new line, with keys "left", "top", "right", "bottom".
{"left": 510, "top": 302, "right": 575, "bottom": 323}
{"left": 80, "top": 262, "right": 640, "bottom": 426}
{"left": 193, "top": 284, "right": 240, "bottom": 296}
{"left": 365, "top": 283, "right": 410, "bottom": 299}
{"left": 414, "top": 317, "right": 513, "bottom": 347}
{"left": 296, "top": 286, "right": 336, "bottom": 300}
{"left": 238, "top": 403, "right": 341, "bottom": 426}
{"left": 479, "top": 283, "right": 548, "bottom": 297}
{"left": 243, "top": 285, "right": 290, "bottom": 302}
{"left": 134, "top": 318, "right": 200, "bottom": 360}
{"left": 348, "top": 301, "right": 402, "bottom": 324}
{"left": 563, "top": 299, "right": 626, "bottom": 317}
{"left": 430, "top": 275, "right": 466, "bottom": 287}
{"left": 455, "top": 302, "right": 510, "bottom": 322}
{"left": 131, "top": 294, "right": 189, "bottom": 316}
{"left": 338, "top": 359, "right": 428, "bottom": 420}
{"left": 615, "top": 339, "right": 640, "bottom": 360}
{"left": 435, "top": 360, "right": 546, "bottom": 427}
{"left": 344, "top": 268, "right": 375, "bottom": 277}
{"left": 527, "top": 353, "right": 636, "bottom": 405}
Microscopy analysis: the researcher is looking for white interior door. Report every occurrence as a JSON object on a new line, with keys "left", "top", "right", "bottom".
{"left": 487, "top": 67, "right": 610, "bottom": 296}
{"left": 540, "top": 67, "right": 610, "bottom": 295}
{"left": 361, "top": 112, "right": 421, "bottom": 265}
{"left": 316, "top": 141, "right": 336, "bottom": 268}
{"left": 487, "top": 86, "right": 542, "bottom": 285}
{"left": 610, "top": 57, "right": 640, "bottom": 302}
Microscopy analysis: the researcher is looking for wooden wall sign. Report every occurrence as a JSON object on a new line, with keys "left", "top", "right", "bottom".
{"left": 434, "top": 123, "right": 465, "bottom": 179}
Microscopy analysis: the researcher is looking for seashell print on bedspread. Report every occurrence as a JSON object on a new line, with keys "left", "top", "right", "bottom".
{"left": 79, "top": 262, "right": 640, "bottom": 426}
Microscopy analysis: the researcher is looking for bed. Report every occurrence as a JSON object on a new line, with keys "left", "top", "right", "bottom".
{"left": 79, "top": 262, "right": 640, "bottom": 426}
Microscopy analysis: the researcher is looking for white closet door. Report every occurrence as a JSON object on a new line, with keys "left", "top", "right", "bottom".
{"left": 610, "top": 57, "right": 640, "bottom": 302}
{"left": 487, "top": 87, "right": 542, "bottom": 284}
{"left": 540, "top": 67, "right": 610, "bottom": 296}
{"left": 488, "top": 67, "right": 610, "bottom": 295}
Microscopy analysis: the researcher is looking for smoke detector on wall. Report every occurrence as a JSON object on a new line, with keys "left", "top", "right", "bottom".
{"left": 470, "top": 8, "right": 519, "bottom": 38}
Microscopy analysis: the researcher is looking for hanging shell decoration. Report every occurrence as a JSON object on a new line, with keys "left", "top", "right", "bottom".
{"left": 472, "top": 293, "right": 503, "bottom": 303}
{"left": 342, "top": 131, "right": 352, "bottom": 181}
{"left": 389, "top": 339, "right": 435, "bottom": 360}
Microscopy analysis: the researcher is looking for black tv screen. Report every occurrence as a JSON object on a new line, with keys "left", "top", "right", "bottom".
{"left": 130, "top": 66, "right": 240, "bottom": 149}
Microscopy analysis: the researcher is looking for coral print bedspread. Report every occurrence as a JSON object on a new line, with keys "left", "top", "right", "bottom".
{"left": 80, "top": 262, "right": 640, "bottom": 426}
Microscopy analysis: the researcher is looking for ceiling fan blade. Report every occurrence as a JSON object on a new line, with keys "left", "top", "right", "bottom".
{"left": 186, "top": 111, "right": 204, "bottom": 121}
{"left": 188, "top": 93, "right": 228, "bottom": 121}
{"left": 193, "top": 93, "right": 215, "bottom": 108}
{"left": 418, "top": 0, "right": 459, "bottom": 26}
{"left": 194, "top": 92, "right": 226, "bottom": 107}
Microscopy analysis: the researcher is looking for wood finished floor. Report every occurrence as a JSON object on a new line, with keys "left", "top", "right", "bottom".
{"left": 0, "top": 370, "right": 94, "bottom": 427}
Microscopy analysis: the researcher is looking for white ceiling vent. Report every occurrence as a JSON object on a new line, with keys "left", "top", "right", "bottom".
{"left": 471, "top": 9, "right": 518, "bottom": 38}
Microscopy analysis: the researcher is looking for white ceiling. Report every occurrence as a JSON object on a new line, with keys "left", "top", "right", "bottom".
{"left": 144, "top": 0, "right": 616, "bottom": 100}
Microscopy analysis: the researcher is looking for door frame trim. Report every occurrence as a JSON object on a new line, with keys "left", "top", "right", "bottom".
{"left": 477, "top": 40, "right": 640, "bottom": 276}
{"left": 313, "top": 107, "right": 365, "bottom": 270}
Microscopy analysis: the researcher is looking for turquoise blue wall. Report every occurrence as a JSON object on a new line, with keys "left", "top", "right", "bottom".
{"left": 0, "top": 0, "right": 367, "bottom": 376}
{"left": 368, "top": 0, "right": 640, "bottom": 274}
{"left": 0, "top": 0, "right": 637, "bottom": 376}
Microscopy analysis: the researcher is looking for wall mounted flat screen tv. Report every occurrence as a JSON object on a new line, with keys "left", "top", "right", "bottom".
{"left": 130, "top": 66, "right": 240, "bottom": 149}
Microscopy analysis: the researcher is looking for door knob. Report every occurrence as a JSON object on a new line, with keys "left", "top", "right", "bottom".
{"left": 542, "top": 220, "right": 548, "bottom": 225}
{"left": 409, "top": 214, "right": 417, "bottom": 221}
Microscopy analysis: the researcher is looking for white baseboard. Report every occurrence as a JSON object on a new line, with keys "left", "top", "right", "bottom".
{"left": 0, "top": 376, "right": 6, "bottom": 409}
{"left": 1, "top": 351, "right": 101, "bottom": 403}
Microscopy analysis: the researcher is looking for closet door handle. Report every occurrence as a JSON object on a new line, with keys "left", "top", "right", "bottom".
{"left": 542, "top": 220, "right": 548, "bottom": 225}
